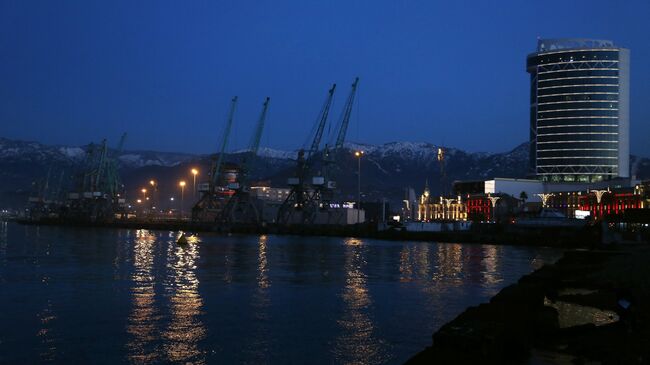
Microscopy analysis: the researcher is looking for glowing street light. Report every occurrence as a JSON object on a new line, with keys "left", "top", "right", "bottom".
{"left": 141, "top": 188, "right": 147, "bottom": 201}
{"left": 148, "top": 180, "right": 157, "bottom": 212}
{"left": 354, "top": 150, "right": 364, "bottom": 224}
{"left": 179, "top": 181, "right": 187, "bottom": 218}
{"left": 191, "top": 168, "right": 199, "bottom": 199}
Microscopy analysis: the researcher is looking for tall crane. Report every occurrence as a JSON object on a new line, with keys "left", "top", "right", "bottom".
{"left": 307, "top": 84, "right": 337, "bottom": 159}
{"left": 227, "top": 97, "right": 269, "bottom": 191}
{"left": 106, "top": 132, "right": 127, "bottom": 197}
{"left": 277, "top": 84, "right": 336, "bottom": 224}
{"left": 61, "top": 136, "right": 125, "bottom": 223}
{"left": 318, "top": 77, "right": 360, "bottom": 208}
{"left": 221, "top": 97, "right": 270, "bottom": 225}
{"left": 332, "top": 77, "right": 360, "bottom": 152}
{"left": 192, "top": 96, "right": 238, "bottom": 222}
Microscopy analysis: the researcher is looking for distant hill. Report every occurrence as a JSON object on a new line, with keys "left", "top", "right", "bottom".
{"left": 1, "top": 137, "right": 649, "bottom": 209}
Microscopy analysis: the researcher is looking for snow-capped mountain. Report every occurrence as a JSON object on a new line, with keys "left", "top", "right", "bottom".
{"left": 0, "top": 137, "right": 196, "bottom": 168}
{"left": 1, "top": 137, "right": 649, "bottom": 209}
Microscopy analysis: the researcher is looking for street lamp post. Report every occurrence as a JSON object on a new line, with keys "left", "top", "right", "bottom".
{"left": 179, "top": 181, "right": 186, "bottom": 218}
{"left": 140, "top": 188, "right": 147, "bottom": 216}
{"left": 191, "top": 168, "right": 198, "bottom": 200}
{"left": 487, "top": 195, "right": 501, "bottom": 223}
{"left": 354, "top": 150, "right": 364, "bottom": 224}
{"left": 149, "top": 180, "right": 156, "bottom": 213}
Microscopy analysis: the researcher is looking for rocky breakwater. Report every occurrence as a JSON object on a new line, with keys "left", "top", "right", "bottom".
{"left": 406, "top": 247, "right": 650, "bottom": 364}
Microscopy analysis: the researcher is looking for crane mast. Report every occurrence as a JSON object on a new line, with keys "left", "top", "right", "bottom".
{"left": 230, "top": 97, "right": 270, "bottom": 191}
{"left": 59, "top": 136, "right": 125, "bottom": 223}
{"left": 277, "top": 84, "right": 337, "bottom": 224}
{"left": 211, "top": 96, "right": 238, "bottom": 188}
{"left": 320, "top": 77, "right": 360, "bottom": 200}
{"left": 221, "top": 97, "right": 271, "bottom": 225}
{"left": 333, "top": 77, "right": 359, "bottom": 151}
{"left": 308, "top": 84, "right": 337, "bottom": 160}
{"left": 107, "top": 133, "right": 127, "bottom": 197}
{"left": 191, "top": 97, "right": 238, "bottom": 222}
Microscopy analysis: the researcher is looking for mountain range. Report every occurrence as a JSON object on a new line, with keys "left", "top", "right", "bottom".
{"left": 2, "top": 137, "right": 649, "bottom": 209}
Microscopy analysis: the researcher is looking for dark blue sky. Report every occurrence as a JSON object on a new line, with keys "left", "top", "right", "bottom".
{"left": 1, "top": 0, "right": 649, "bottom": 155}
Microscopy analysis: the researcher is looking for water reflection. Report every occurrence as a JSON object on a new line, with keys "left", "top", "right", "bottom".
{"left": 432, "top": 243, "right": 463, "bottom": 285}
{"left": 333, "top": 238, "right": 388, "bottom": 364}
{"left": 3, "top": 224, "right": 562, "bottom": 364}
{"left": 162, "top": 232, "right": 206, "bottom": 364}
{"left": 126, "top": 229, "right": 160, "bottom": 364}
{"left": 481, "top": 245, "right": 502, "bottom": 287}
{"left": 257, "top": 235, "right": 269, "bottom": 289}
{"left": 399, "top": 245, "right": 414, "bottom": 282}
{"left": 36, "top": 298, "right": 57, "bottom": 362}
{"left": 243, "top": 235, "right": 272, "bottom": 363}
{"left": 113, "top": 229, "right": 131, "bottom": 280}
{"left": 0, "top": 221, "right": 7, "bottom": 265}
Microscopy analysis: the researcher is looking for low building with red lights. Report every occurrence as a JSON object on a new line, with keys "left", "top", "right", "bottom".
{"left": 416, "top": 178, "right": 650, "bottom": 223}
{"left": 543, "top": 181, "right": 649, "bottom": 220}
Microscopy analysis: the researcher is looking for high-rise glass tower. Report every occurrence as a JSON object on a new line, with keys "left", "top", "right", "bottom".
{"left": 527, "top": 39, "right": 630, "bottom": 182}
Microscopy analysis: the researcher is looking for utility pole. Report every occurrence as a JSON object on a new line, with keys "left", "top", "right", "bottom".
{"left": 179, "top": 181, "right": 186, "bottom": 218}
{"left": 191, "top": 168, "right": 198, "bottom": 200}
{"left": 355, "top": 150, "right": 364, "bottom": 223}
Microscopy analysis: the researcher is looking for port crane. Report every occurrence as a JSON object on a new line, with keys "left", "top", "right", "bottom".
{"left": 317, "top": 77, "right": 360, "bottom": 214}
{"left": 220, "top": 97, "right": 270, "bottom": 226}
{"left": 277, "top": 84, "right": 337, "bottom": 224}
{"left": 277, "top": 77, "right": 359, "bottom": 225}
{"left": 192, "top": 97, "right": 238, "bottom": 222}
{"left": 61, "top": 136, "right": 126, "bottom": 222}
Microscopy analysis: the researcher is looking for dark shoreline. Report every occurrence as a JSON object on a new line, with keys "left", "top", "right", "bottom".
{"left": 11, "top": 218, "right": 600, "bottom": 249}
{"left": 406, "top": 246, "right": 650, "bottom": 364}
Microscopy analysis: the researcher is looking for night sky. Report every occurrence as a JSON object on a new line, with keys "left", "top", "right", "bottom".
{"left": 1, "top": 0, "right": 649, "bottom": 155}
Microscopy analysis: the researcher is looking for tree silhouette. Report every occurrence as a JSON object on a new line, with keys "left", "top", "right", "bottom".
{"left": 519, "top": 191, "right": 528, "bottom": 202}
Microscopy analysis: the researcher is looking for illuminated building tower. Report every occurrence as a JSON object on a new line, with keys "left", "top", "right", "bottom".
{"left": 527, "top": 39, "right": 630, "bottom": 182}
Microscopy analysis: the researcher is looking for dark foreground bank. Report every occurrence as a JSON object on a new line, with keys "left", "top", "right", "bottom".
{"left": 406, "top": 246, "right": 650, "bottom": 364}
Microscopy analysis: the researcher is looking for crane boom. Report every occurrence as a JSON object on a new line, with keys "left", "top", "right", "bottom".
{"left": 334, "top": 77, "right": 359, "bottom": 151}
{"left": 249, "top": 97, "right": 270, "bottom": 156}
{"left": 116, "top": 133, "right": 127, "bottom": 153}
{"left": 308, "top": 84, "right": 336, "bottom": 159}
{"left": 211, "top": 96, "right": 238, "bottom": 186}
{"left": 106, "top": 133, "right": 127, "bottom": 195}
{"left": 95, "top": 140, "right": 108, "bottom": 191}
{"left": 220, "top": 97, "right": 270, "bottom": 225}
{"left": 239, "top": 97, "right": 270, "bottom": 186}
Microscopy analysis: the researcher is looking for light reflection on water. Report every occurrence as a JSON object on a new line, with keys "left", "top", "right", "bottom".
{"left": 333, "top": 238, "right": 389, "bottom": 365}
{"left": 127, "top": 230, "right": 207, "bottom": 364}
{"left": 0, "top": 221, "right": 7, "bottom": 266}
{"left": 126, "top": 229, "right": 159, "bottom": 364}
{"left": 241, "top": 235, "right": 272, "bottom": 363}
{"left": 162, "top": 233, "right": 205, "bottom": 364}
{"left": 0, "top": 224, "right": 563, "bottom": 364}
{"left": 36, "top": 299, "right": 57, "bottom": 362}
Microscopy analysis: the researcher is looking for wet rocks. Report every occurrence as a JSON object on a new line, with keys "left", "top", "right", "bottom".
{"left": 406, "top": 247, "right": 650, "bottom": 364}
